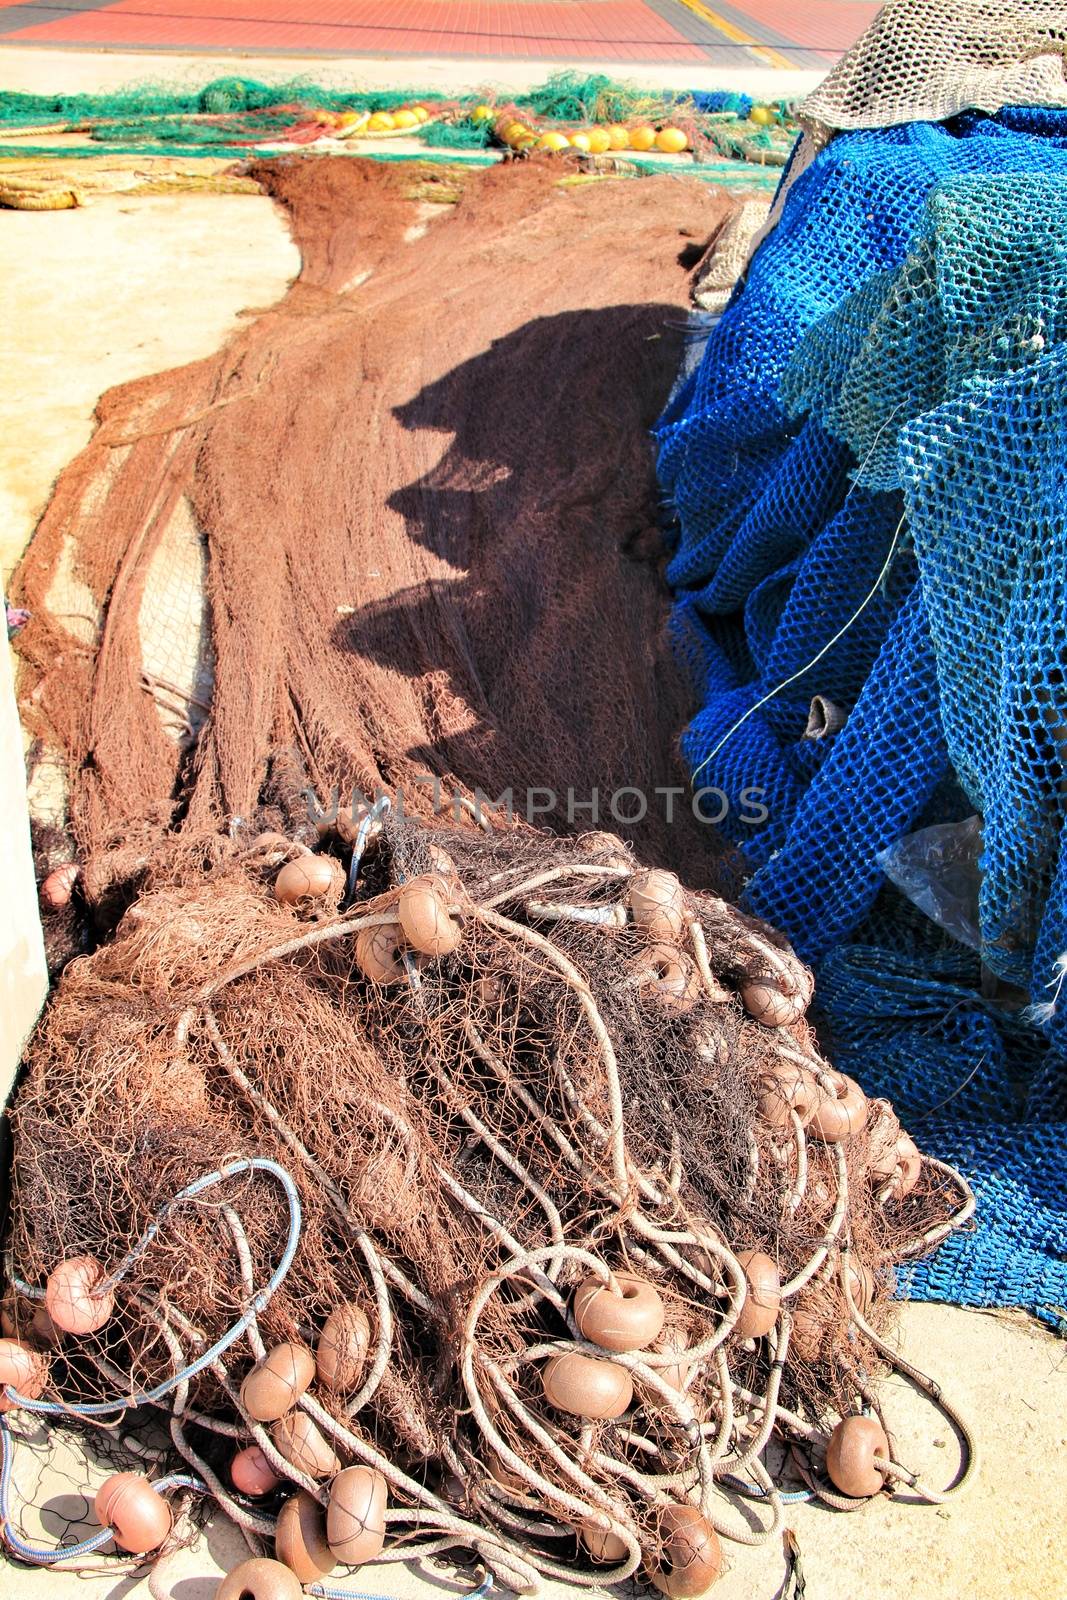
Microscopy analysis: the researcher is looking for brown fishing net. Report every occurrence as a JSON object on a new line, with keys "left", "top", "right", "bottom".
{"left": 3, "top": 156, "right": 974, "bottom": 1594}
{"left": 3, "top": 815, "right": 973, "bottom": 1591}
{"left": 13, "top": 156, "right": 738, "bottom": 882}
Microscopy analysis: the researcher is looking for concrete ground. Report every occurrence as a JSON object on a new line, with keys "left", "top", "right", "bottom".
{"left": 0, "top": 42, "right": 826, "bottom": 103}
{"left": 1, "top": 66, "right": 1065, "bottom": 1600}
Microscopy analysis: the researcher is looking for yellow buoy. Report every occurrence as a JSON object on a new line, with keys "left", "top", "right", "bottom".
{"left": 749, "top": 105, "right": 775, "bottom": 126}
{"left": 392, "top": 109, "right": 418, "bottom": 130}
{"left": 471, "top": 104, "right": 493, "bottom": 123}
{"left": 655, "top": 127, "right": 688, "bottom": 153}
{"left": 628, "top": 125, "right": 656, "bottom": 151}
{"left": 607, "top": 124, "right": 630, "bottom": 150}
{"left": 569, "top": 131, "right": 592, "bottom": 152}
{"left": 502, "top": 121, "right": 528, "bottom": 147}
{"left": 411, "top": 104, "right": 431, "bottom": 123}
{"left": 586, "top": 128, "right": 612, "bottom": 154}
{"left": 537, "top": 131, "right": 570, "bottom": 152}
{"left": 366, "top": 112, "right": 395, "bottom": 132}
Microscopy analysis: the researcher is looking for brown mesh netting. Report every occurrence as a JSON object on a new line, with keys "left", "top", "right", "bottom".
{"left": 4, "top": 156, "right": 975, "bottom": 1594}
{"left": 4, "top": 817, "right": 973, "bottom": 1591}
{"left": 13, "top": 157, "right": 738, "bottom": 882}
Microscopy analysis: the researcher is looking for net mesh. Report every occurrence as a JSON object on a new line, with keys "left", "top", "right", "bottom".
{"left": 656, "top": 79, "right": 1067, "bottom": 1320}
{"left": 798, "top": 0, "right": 1067, "bottom": 137}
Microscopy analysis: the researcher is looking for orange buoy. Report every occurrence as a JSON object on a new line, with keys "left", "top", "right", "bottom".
{"left": 573, "top": 1273, "right": 665, "bottom": 1353}
{"left": 95, "top": 1473, "right": 173, "bottom": 1554}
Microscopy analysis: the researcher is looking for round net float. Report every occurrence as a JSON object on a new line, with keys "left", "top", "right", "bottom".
{"left": 802, "top": 694, "right": 847, "bottom": 741}
{"left": 789, "top": 1283, "right": 833, "bottom": 1363}
{"left": 0, "top": 1338, "right": 48, "bottom": 1412}
{"left": 542, "top": 1352, "right": 633, "bottom": 1419}
{"left": 578, "top": 1518, "right": 628, "bottom": 1562}
{"left": 273, "top": 855, "right": 345, "bottom": 908}
{"left": 275, "top": 1490, "right": 337, "bottom": 1582}
{"left": 630, "top": 944, "right": 702, "bottom": 1013}
{"left": 333, "top": 804, "right": 377, "bottom": 846}
{"left": 354, "top": 921, "right": 408, "bottom": 985}
{"left": 757, "top": 1061, "right": 818, "bottom": 1129}
{"left": 397, "top": 873, "right": 464, "bottom": 957}
{"left": 40, "top": 863, "right": 78, "bottom": 910}
{"left": 230, "top": 1444, "right": 283, "bottom": 1497}
{"left": 94, "top": 1472, "right": 173, "bottom": 1554}
{"left": 251, "top": 831, "right": 291, "bottom": 855}
{"left": 316, "top": 1302, "right": 371, "bottom": 1392}
{"left": 628, "top": 869, "right": 688, "bottom": 941}
{"left": 582, "top": 829, "right": 632, "bottom": 868}
{"left": 425, "top": 843, "right": 457, "bottom": 878}
{"left": 44, "top": 1255, "right": 115, "bottom": 1335}
{"left": 240, "top": 1343, "right": 316, "bottom": 1423}
{"left": 739, "top": 977, "right": 806, "bottom": 1028}
{"left": 845, "top": 1260, "right": 875, "bottom": 1313}
{"left": 825, "top": 1414, "right": 891, "bottom": 1497}
{"left": 573, "top": 1272, "right": 665, "bottom": 1352}
{"left": 271, "top": 1411, "right": 342, "bottom": 1478}
{"left": 647, "top": 1504, "right": 723, "bottom": 1597}
{"left": 215, "top": 1557, "right": 303, "bottom": 1600}
{"left": 809, "top": 1072, "right": 867, "bottom": 1142}
{"left": 733, "top": 1250, "right": 781, "bottom": 1338}
{"left": 866, "top": 1099, "right": 903, "bottom": 1180}
{"left": 887, "top": 1133, "right": 922, "bottom": 1198}
{"left": 326, "top": 1465, "right": 388, "bottom": 1564}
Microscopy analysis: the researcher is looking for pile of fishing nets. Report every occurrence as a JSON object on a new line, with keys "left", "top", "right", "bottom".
{"left": 656, "top": 0, "right": 1067, "bottom": 1322}
{"left": 1, "top": 146, "right": 977, "bottom": 1592}
{"left": 1, "top": 811, "right": 973, "bottom": 1592}
{"left": 0, "top": 71, "right": 790, "bottom": 182}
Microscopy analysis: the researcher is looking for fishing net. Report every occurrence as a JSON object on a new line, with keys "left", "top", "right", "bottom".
{"left": 0, "top": 72, "right": 784, "bottom": 172}
{"left": 656, "top": 21, "right": 1067, "bottom": 1321}
{"left": 798, "top": 0, "right": 1067, "bottom": 138}
{"left": 3, "top": 150, "right": 975, "bottom": 1589}
{"left": 13, "top": 157, "right": 733, "bottom": 883}
{"left": 2, "top": 813, "right": 973, "bottom": 1589}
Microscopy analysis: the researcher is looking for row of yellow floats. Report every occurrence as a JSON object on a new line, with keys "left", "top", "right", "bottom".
{"left": 490, "top": 113, "right": 688, "bottom": 155}
{"left": 311, "top": 104, "right": 433, "bottom": 136}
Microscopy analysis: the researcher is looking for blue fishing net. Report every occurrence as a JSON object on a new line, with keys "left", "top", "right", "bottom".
{"left": 656, "top": 110, "right": 1067, "bottom": 1325}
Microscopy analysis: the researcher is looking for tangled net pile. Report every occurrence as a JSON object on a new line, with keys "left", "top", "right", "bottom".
{"left": 2, "top": 808, "right": 974, "bottom": 1593}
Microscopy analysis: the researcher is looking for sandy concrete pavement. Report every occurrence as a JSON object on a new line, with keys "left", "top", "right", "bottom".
{"left": 0, "top": 43, "right": 825, "bottom": 104}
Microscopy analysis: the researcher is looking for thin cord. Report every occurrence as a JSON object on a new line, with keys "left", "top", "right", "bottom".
{"left": 6, "top": 1158, "right": 301, "bottom": 1417}
{"left": 691, "top": 512, "right": 905, "bottom": 782}
{"left": 309, "top": 1575, "right": 493, "bottom": 1600}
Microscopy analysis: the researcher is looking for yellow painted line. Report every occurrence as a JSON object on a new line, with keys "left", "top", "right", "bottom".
{"left": 670, "top": 0, "right": 797, "bottom": 71}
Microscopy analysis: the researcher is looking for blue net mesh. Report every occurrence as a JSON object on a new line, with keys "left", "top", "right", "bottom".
{"left": 656, "top": 109, "right": 1067, "bottom": 1325}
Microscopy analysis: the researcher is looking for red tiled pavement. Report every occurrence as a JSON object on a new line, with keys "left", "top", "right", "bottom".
{"left": 715, "top": 0, "right": 879, "bottom": 52}
{"left": 2, "top": 0, "right": 708, "bottom": 58}
{"left": 0, "top": 0, "right": 876, "bottom": 60}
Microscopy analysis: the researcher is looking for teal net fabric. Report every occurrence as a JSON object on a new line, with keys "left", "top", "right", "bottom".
{"left": 656, "top": 111, "right": 1067, "bottom": 1324}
